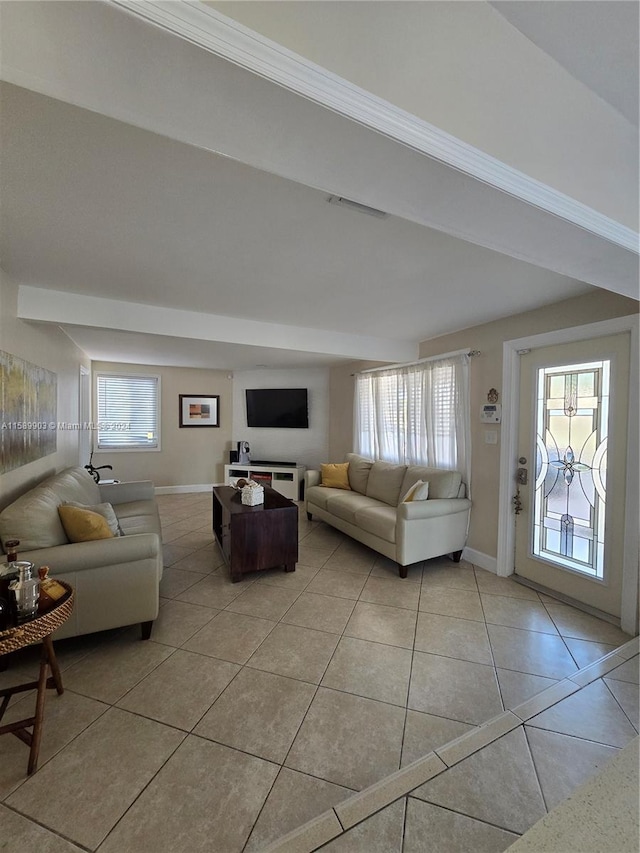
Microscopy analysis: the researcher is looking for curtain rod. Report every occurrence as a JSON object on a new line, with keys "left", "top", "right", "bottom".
{"left": 353, "top": 348, "right": 480, "bottom": 376}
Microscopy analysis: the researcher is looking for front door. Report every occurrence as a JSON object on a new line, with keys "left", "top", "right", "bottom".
{"left": 514, "top": 333, "right": 631, "bottom": 617}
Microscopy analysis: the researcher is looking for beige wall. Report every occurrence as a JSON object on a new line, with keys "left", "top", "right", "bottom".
{"left": 0, "top": 270, "right": 91, "bottom": 509}
{"left": 329, "top": 289, "right": 639, "bottom": 561}
{"left": 91, "top": 362, "right": 233, "bottom": 488}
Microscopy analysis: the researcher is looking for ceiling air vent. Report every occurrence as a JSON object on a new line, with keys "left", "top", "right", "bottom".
{"left": 327, "top": 196, "right": 388, "bottom": 219}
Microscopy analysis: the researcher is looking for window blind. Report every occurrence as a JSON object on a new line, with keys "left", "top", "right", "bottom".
{"left": 353, "top": 354, "right": 470, "bottom": 492}
{"left": 96, "top": 374, "right": 159, "bottom": 449}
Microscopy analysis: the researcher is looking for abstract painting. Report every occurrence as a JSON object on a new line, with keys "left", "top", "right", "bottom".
{"left": 0, "top": 350, "right": 57, "bottom": 473}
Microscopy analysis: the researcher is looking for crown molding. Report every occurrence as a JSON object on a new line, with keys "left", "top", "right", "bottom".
{"left": 107, "top": 0, "right": 638, "bottom": 254}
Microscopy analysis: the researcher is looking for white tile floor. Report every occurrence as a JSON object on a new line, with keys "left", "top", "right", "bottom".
{"left": 0, "top": 491, "right": 637, "bottom": 852}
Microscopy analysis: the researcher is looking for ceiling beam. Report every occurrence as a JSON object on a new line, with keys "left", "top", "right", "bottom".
{"left": 111, "top": 0, "right": 637, "bottom": 250}
{"left": 1, "top": 0, "right": 637, "bottom": 297}
{"left": 17, "top": 287, "right": 418, "bottom": 364}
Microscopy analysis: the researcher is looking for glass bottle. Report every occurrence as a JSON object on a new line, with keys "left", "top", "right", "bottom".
{"left": 5, "top": 539, "right": 19, "bottom": 563}
{"left": 9, "top": 562, "right": 39, "bottom": 622}
{"left": 38, "top": 566, "right": 67, "bottom": 612}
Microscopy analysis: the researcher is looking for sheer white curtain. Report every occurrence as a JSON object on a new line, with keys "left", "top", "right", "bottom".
{"left": 354, "top": 353, "right": 471, "bottom": 492}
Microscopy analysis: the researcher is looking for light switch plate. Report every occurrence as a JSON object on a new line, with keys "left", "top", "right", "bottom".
{"left": 484, "top": 430, "right": 498, "bottom": 445}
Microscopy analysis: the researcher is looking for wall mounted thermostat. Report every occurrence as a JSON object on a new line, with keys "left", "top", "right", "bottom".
{"left": 480, "top": 404, "right": 502, "bottom": 423}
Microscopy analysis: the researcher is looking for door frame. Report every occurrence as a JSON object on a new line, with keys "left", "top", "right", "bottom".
{"left": 497, "top": 314, "right": 639, "bottom": 635}
{"left": 79, "top": 365, "right": 91, "bottom": 466}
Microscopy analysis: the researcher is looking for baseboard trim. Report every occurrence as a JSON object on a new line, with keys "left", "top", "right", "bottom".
{"left": 463, "top": 547, "right": 497, "bottom": 574}
{"left": 155, "top": 484, "right": 214, "bottom": 495}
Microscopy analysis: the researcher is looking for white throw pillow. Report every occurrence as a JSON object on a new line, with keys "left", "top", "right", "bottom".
{"left": 400, "top": 480, "right": 430, "bottom": 503}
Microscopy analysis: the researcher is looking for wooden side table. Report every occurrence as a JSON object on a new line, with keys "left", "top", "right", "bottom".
{"left": 0, "top": 582, "right": 74, "bottom": 774}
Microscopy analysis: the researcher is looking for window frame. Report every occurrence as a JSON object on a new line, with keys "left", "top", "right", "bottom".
{"left": 94, "top": 371, "right": 161, "bottom": 452}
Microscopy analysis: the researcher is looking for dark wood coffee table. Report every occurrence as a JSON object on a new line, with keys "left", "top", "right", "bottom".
{"left": 212, "top": 485, "right": 298, "bottom": 582}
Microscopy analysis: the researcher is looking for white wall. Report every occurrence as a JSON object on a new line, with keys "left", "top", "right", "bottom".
{"left": 232, "top": 368, "right": 329, "bottom": 470}
{"left": 0, "top": 270, "right": 91, "bottom": 509}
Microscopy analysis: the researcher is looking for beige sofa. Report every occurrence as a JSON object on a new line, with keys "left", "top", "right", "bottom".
{"left": 305, "top": 454, "right": 471, "bottom": 578}
{"left": 0, "top": 467, "right": 162, "bottom": 640}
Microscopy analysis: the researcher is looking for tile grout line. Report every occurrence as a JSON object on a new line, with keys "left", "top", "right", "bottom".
{"left": 241, "top": 520, "right": 358, "bottom": 851}
{"left": 539, "top": 595, "right": 584, "bottom": 671}
{"left": 472, "top": 565, "right": 505, "bottom": 713}
{"left": 400, "top": 794, "right": 409, "bottom": 853}
{"left": 266, "top": 640, "right": 637, "bottom": 851}
{"left": 398, "top": 560, "right": 424, "bottom": 772}
{"left": 600, "top": 669, "right": 640, "bottom": 734}
{"left": 521, "top": 723, "right": 552, "bottom": 816}
{"left": 406, "top": 796, "right": 527, "bottom": 839}
{"left": 0, "top": 802, "right": 95, "bottom": 853}
{"left": 92, "top": 723, "right": 190, "bottom": 853}
{"left": 0, "top": 693, "right": 113, "bottom": 804}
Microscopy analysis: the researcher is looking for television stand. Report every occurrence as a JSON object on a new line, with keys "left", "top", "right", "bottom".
{"left": 224, "top": 463, "right": 306, "bottom": 501}
{"left": 250, "top": 460, "right": 297, "bottom": 467}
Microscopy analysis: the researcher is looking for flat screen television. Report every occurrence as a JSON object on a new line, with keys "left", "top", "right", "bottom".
{"left": 245, "top": 388, "right": 309, "bottom": 428}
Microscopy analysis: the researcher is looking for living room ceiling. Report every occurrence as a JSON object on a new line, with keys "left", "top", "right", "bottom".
{"left": 2, "top": 83, "right": 591, "bottom": 361}
{"left": 1, "top": 1, "right": 637, "bottom": 371}
{"left": 489, "top": 0, "right": 639, "bottom": 127}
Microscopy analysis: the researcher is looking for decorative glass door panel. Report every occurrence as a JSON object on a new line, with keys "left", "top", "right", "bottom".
{"left": 533, "top": 361, "right": 609, "bottom": 579}
{"left": 515, "top": 334, "right": 630, "bottom": 618}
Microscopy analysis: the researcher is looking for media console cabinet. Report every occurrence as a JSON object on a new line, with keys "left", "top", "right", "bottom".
{"left": 224, "top": 463, "right": 305, "bottom": 501}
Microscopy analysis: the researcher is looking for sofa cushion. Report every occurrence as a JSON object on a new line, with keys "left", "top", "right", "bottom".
{"left": 326, "top": 493, "right": 383, "bottom": 525}
{"left": 112, "top": 501, "right": 161, "bottom": 537}
{"left": 50, "top": 467, "right": 102, "bottom": 505}
{"left": 118, "top": 514, "right": 161, "bottom": 537}
{"left": 346, "top": 453, "right": 374, "bottom": 494}
{"left": 306, "top": 485, "right": 347, "bottom": 512}
{"left": 0, "top": 467, "right": 101, "bottom": 551}
{"left": 321, "top": 462, "right": 351, "bottom": 490}
{"left": 365, "top": 462, "right": 407, "bottom": 506}
{"left": 354, "top": 505, "right": 397, "bottom": 543}
{"left": 58, "top": 505, "right": 115, "bottom": 542}
{"left": 400, "top": 466, "right": 462, "bottom": 501}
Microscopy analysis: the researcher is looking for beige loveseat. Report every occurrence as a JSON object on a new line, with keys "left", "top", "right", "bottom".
{"left": 305, "top": 454, "right": 471, "bottom": 578}
{"left": 0, "top": 467, "right": 162, "bottom": 640}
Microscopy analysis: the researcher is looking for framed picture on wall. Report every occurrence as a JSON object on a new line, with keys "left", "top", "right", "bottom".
{"left": 179, "top": 395, "right": 220, "bottom": 428}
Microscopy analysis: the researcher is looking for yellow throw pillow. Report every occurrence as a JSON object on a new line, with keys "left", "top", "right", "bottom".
{"left": 400, "top": 479, "right": 430, "bottom": 503}
{"left": 63, "top": 501, "right": 123, "bottom": 536}
{"left": 58, "top": 505, "right": 115, "bottom": 542}
{"left": 321, "top": 462, "right": 351, "bottom": 490}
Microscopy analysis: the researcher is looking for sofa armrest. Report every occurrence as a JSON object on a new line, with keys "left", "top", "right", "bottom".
{"left": 99, "top": 480, "right": 155, "bottom": 505}
{"left": 13, "top": 533, "right": 161, "bottom": 574}
{"left": 305, "top": 470, "right": 321, "bottom": 488}
{"left": 398, "top": 498, "right": 471, "bottom": 522}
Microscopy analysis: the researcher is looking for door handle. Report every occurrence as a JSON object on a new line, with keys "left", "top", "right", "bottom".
{"left": 516, "top": 467, "right": 528, "bottom": 485}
